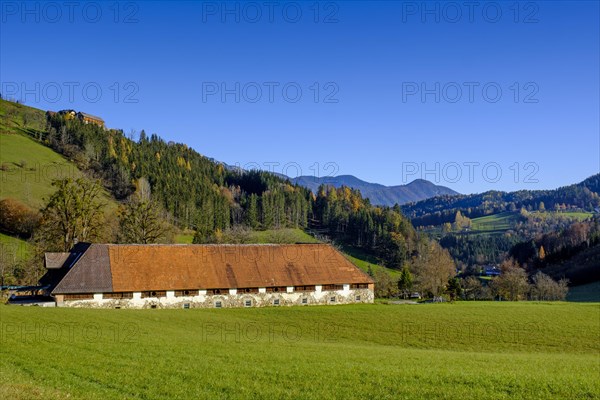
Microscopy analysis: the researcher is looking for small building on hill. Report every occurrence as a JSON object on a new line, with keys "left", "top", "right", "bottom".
{"left": 76, "top": 112, "right": 105, "bottom": 127}
{"left": 50, "top": 110, "right": 105, "bottom": 128}
{"left": 40, "top": 243, "right": 374, "bottom": 309}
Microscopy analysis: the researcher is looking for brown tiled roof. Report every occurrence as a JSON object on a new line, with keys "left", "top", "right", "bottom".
{"left": 50, "top": 244, "right": 373, "bottom": 294}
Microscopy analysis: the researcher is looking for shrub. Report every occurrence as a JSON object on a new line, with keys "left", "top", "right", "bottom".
{"left": 0, "top": 198, "right": 40, "bottom": 237}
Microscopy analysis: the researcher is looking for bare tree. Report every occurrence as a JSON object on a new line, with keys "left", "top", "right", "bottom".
{"left": 411, "top": 239, "right": 456, "bottom": 299}
{"left": 490, "top": 259, "right": 530, "bottom": 301}
{"left": 530, "top": 272, "right": 569, "bottom": 301}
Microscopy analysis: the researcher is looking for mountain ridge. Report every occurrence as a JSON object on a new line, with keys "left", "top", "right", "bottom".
{"left": 290, "top": 175, "right": 459, "bottom": 206}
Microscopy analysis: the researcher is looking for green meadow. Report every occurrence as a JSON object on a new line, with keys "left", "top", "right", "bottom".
{"left": 470, "top": 212, "right": 521, "bottom": 233}
{"left": 1, "top": 302, "right": 598, "bottom": 399}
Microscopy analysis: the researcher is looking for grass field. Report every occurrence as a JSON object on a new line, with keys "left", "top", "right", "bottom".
{"left": 0, "top": 98, "right": 47, "bottom": 136}
{"left": 0, "top": 133, "right": 83, "bottom": 209}
{"left": 1, "top": 302, "right": 598, "bottom": 399}
{"left": 341, "top": 245, "right": 400, "bottom": 277}
{"left": 247, "top": 228, "right": 320, "bottom": 244}
{"left": 0, "top": 233, "right": 32, "bottom": 264}
{"left": 470, "top": 212, "right": 521, "bottom": 233}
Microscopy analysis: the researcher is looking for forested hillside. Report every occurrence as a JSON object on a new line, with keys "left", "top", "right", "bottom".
{"left": 402, "top": 177, "right": 600, "bottom": 228}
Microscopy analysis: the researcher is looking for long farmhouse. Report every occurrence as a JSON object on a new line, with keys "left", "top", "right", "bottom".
{"left": 40, "top": 243, "right": 374, "bottom": 309}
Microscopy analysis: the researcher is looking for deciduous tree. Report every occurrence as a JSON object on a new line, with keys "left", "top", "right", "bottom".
{"left": 36, "top": 178, "right": 105, "bottom": 251}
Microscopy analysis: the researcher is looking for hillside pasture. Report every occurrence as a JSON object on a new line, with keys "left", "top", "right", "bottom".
{"left": 470, "top": 212, "right": 522, "bottom": 233}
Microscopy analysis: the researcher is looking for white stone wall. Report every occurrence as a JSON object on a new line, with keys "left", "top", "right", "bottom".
{"left": 57, "top": 288, "right": 374, "bottom": 309}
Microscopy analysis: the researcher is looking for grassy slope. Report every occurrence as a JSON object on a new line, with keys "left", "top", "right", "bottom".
{"left": 470, "top": 211, "right": 521, "bottom": 233}
{"left": 1, "top": 100, "right": 118, "bottom": 217}
{"left": 0, "top": 133, "right": 83, "bottom": 209}
{"left": 0, "top": 232, "right": 32, "bottom": 262}
{"left": 470, "top": 211, "right": 594, "bottom": 235}
{"left": 0, "top": 99, "right": 47, "bottom": 136}
{"left": 1, "top": 302, "right": 598, "bottom": 399}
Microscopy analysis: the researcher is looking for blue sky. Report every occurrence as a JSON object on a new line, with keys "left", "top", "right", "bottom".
{"left": 1, "top": 1, "right": 598, "bottom": 194}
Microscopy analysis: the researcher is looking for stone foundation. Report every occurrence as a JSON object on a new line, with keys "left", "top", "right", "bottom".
{"left": 57, "top": 288, "right": 374, "bottom": 309}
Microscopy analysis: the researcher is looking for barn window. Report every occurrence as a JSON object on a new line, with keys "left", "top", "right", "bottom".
{"left": 266, "top": 287, "right": 287, "bottom": 293}
{"left": 301, "top": 298, "right": 308, "bottom": 304}
{"left": 351, "top": 283, "right": 369, "bottom": 289}
{"left": 244, "top": 299, "right": 253, "bottom": 307}
{"left": 215, "top": 301, "right": 222, "bottom": 308}
{"left": 103, "top": 292, "right": 133, "bottom": 299}
{"left": 322, "top": 284, "right": 344, "bottom": 291}
{"left": 175, "top": 290, "right": 196, "bottom": 297}
{"left": 150, "top": 304, "right": 157, "bottom": 309}
{"left": 355, "top": 295, "right": 361, "bottom": 301}
{"left": 208, "top": 289, "right": 225, "bottom": 295}
{"left": 273, "top": 299, "right": 280, "bottom": 306}
{"left": 330, "top": 296, "right": 336, "bottom": 303}
{"left": 295, "top": 285, "right": 316, "bottom": 292}
{"left": 183, "top": 303, "right": 190, "bottom": 309}
{"left": 142, "top": 291, "right": 166, "bottom": 298}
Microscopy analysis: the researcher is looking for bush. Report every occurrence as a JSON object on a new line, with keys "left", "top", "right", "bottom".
{"left": 530, "top": 272, "right": 569, "bottom": 301}
{"left": 0, "top": 198, "right": 40, "bottom": 238}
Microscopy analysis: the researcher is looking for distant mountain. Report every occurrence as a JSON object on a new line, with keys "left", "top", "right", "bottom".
{"left": 290, "top": 175, "right": 459, "bottom": 206}
{"left": 401, "top": 174, "right": 600, "bottom": 227}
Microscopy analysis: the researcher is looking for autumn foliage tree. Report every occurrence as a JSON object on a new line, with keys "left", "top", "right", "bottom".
{"left": 490, "top": 259, "right": 530, "bottom": 301}
{"left": 36, "top": 178, "right": 105, "bottom": 252}
{"left": 118, "top": 197, "right": 172, "bottom": 244}
{"left": 0, "top": 198, "right": 39, "bottom": 237}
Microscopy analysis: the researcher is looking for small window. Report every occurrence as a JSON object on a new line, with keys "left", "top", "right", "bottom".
{"left": 150, "top": 304, "right": 157, "bottom": 309}
{"left": 273, "top": 299, "right": 280, "bottom": 306}
{"left": 245, "top": 299, "right": 252, "bottom": 307}
{"left": 330, "top": 296, "right": 336, "bottom": 303}
{"left": 266, "top": 287, "right": 287, "bottom": 293}
{"left": 351, "top": 283, "right": 369, "bottom": 289}
{"left": 114, "top": 306, "right": 121, "bottom": 309}
{"left": 295, "top": 285, "right": 316, "bottom": 292}
{"left": 355, "top": 295, "right": 361, "bottom": 301}
{"left": 142, "top": 291, "right": 166, "bottom": 299}
{"left": 183, "top": 303, "right": 190, "bottom": 309}
{"left": 301, "top": 298, "right": 308, "bottom": 304}
{"left": 175, "top": 290, "right": 196, "bottom": 297}
{"left": 215, "top": 301, "right": 222, "bottom": 308}
{"left": 104, "top": 292, "right": 133, "bottom": 299}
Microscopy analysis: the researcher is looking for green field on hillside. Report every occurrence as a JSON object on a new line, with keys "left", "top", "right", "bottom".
{"left": 247, "top": 228, "right": 320, "bottom": 244}
{"left": 0, "top": 232, "right": 32, "bottom": 262}
{"left": 469, "top": 211, "right": 594, "bottom": 234}
{"left": 0, "top": 99, "right": 47, "bottom": 136}
{"left": 341, "top": 245, "right": 400, "bottom": 277}
{"left": 1, "top": 302, "right": 598, "bottom": 399}
{"left": 470, "top": 212, "right": 521, "bottom": 233}
{"left": 0, "top": 133, "right": 83, "bottom": 209}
